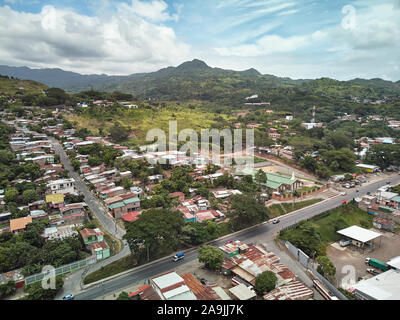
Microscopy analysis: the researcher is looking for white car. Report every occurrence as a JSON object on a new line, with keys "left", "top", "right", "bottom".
{"left": 340, "top": 192, "right": 347, "bottom": 196}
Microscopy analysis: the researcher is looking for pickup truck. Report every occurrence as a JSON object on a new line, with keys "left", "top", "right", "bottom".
{"left": 173, "top": 252, "right": 184, "bottom": 262}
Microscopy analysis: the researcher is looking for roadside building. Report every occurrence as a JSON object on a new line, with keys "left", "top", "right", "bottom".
{"left": 80, "top": 228, "right": 104, "bottom": 245}
{"left": 356, "top": 164, "right": 379, "bottom": 173}
{"left": 47, "top": 178, "right": 76, "bottom": 195}
{"left": 149, "top": 271, "right": 198, "bottom": 300}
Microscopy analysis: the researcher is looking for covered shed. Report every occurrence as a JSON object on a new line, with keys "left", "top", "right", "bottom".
{"left": 337, "top": 225, "right": 382, "bottom": 251}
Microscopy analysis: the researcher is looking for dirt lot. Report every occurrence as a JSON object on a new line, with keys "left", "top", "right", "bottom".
{"left": 327, "top": 228, "right": 400, "bottom": 289}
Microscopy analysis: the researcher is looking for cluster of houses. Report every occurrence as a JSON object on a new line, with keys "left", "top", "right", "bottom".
{"left": 356, "top": 184, "right": 400, "bottom": 232}
{"left": 0, "top": 127, "right": 88, "bottom": 238}
{"left": 127, "top": 241, "right": 314, "bottom": 301}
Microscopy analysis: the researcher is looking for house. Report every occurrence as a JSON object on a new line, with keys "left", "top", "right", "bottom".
{"left": 10, "top": 216, "right": 32, "bottom": 234}
{"left": 59, "top": 203, "right": 85, "bottom": 216}
{"left": 80, "top": 228, "right": 104, "bottom": 244}
{"left": 91, "top": 241, "right": 110, "bottom": 260}
{"left": 42, "top": 226, "right": 78, "bottom": 241}
{"left": 30, "top": 210, "right": 48, "bottom": 220}
{"left": 122, "top": 211, "right": 141, "bottom": 223}
{"left": 47, "top": 178, "right": 75, "bottom": 195}
{"left": 107, "top": 194, "right": 141, "bottom": 219}
{"left": 101, "top": 186, "right": 125, "bottom": 199}
{"left": 45, "top": 193, "right": 65, "bottom": 209}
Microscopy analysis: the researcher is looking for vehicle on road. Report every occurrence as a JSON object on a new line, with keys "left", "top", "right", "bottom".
{"left": 356, "top": 189, "right": 359, "bottom": 192}
{"left": 367, "top": 268, "right": 380, "bottom": 276}
{"left": 340, "top": 192, "right": 346, "bottom": 196}
{"left": 387, "top": 181, "right": 391, "bottom": 185}
{"left": 224, "top": 240, "right": 234, "bottom": 245}
{"left": 62, "top": 294, "right": 75, "bottom": 300}
{"left": 272, "top": 218, "right": 280, "bottom": 224}
{"left": 365, "top": 257, "right": 389, "bottom": 271}
{"left": 172, "top": 252, "right": 184, "bottom": 262}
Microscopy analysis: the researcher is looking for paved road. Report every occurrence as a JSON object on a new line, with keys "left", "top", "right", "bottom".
{"left": 50, "top": 138, "right": 125, "bottom": 240}
{"left": 75, "top": 173, "right": 400, "bottom": 300}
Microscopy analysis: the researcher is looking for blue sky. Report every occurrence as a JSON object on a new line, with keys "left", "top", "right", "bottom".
{"left": 1, "top": 0, "right": 399, "bottom": 80}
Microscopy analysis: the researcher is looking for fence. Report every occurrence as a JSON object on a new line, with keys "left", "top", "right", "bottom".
{"left": 280, "top": 239, "right": 348, "bottom": 300}
{"left": 24, "top": 256, "right": 97, "bottom": 286}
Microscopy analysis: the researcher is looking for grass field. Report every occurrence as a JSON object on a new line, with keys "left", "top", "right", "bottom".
{"left": 0, "top": 77, "right": 47, "bottom": 95}
{"left": 268, "top": 199, "right": 323, "bottom": 218}
{"left": 279, "top": 203, "right": 374, "bottom": 255}
{"left": 66, "top": 104, "right": 234, "bottom": 145}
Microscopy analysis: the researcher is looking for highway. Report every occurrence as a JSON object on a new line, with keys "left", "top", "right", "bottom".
{"left": 75, "top": 173, "right": 400, "bottom": 300}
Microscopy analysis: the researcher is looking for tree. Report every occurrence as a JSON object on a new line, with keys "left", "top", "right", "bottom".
{"left": 117, "top": 291, "right": 133, "bottom": 300}
{"left": 110, "top": 122, "right": 129, "bottom": 142}
{"left": 22, "top": 189, "right": 37, "bottom": 204}
{"left": 4, "top": 188, "right": 18, "bottom": 203}
{"left": 24, "top": 276, "right": 64, "bottom": 300}
{"left": 254, "top": 271, "right": 277, "bottom": 295}
{"left": 316, "top": 256, "right": 336, "bottom": 281}
{"left": 198, "top": 245, "right": 224, "bottom": 270}
{"left": 0, "top": 281, "right": 16, "bottom": 299}
{"left": 255, "top": 169, "right": 267, "bottom": 184}
{"left": 124, "top": 209, "right": 184, "bottom": 263}
{"left": 228, "top": 194, "right": 269, "bottom": 231}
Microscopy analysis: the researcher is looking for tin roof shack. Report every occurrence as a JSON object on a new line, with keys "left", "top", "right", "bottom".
{"left": 353, "top": 269, "right": 400, "bottom": 300}
{"left": 263, "top": 280, "right": 314, "bottom": 300}
{"left": 337, "top": 225, "right": 382, "bottom": 251}
{"left": 219, "top": 241, "right": 249, "bottom": 259}
{"left": 150, "top": 271, "right": 198, "bottom": 300}
{"left": 228, "top": 283, "right": 256, "bottom": 300}
{"left": 373, "top": 217, "right": 395, "bottom": 231}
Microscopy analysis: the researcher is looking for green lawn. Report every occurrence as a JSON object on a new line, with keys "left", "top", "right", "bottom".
{"left": 83, "top": 255, "right": 137, "bottom": 285}
{"left": 279, "top": 203, "right": 374, "bottom": 256}
{"left": 268, "top": 199, "right": 323, "bottom": 218}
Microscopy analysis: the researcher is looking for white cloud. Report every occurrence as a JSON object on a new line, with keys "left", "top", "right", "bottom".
{"left": 215, "top": 34, "right": 309, "bottom": 57}
{"left": 0, "top": 3, "right": 191, "bottom": 74}
{"left": 128, "top": 0, "right": 179, "bottom": 22}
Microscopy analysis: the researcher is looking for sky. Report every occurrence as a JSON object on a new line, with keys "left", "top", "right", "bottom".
{"left": 0, "top": 0, "right": 399, "bottom": 80}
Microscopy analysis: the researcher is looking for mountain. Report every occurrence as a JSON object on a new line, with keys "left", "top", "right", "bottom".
{"left": 1, "top": 60, "right": 399, "bottom": 103}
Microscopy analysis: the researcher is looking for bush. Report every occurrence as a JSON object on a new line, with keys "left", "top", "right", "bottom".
{"left": 254, "top": 271, "right": 277, "bottom": 295}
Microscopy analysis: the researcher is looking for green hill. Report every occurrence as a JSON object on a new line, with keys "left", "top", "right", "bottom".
{"left": 0, "top": 75, "right": 48, "bottom": 96}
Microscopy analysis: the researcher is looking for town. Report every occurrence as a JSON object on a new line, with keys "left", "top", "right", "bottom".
{"left": 0, "top": 79, "right": 399, "bottom": 302}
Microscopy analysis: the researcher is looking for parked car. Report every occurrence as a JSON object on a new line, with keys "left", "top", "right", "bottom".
{"left": 62, "top": 294, "right": 75, "bottom": 300}
{"left": 367, "top": 268, "right": 380, "bottom": 276}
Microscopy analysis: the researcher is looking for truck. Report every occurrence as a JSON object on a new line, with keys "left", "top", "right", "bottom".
{"left": 365, "top": 257, "right": 389, "bottom": 271}
{"left": 172, "top": 252, "right": 184, "bottom": 262}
